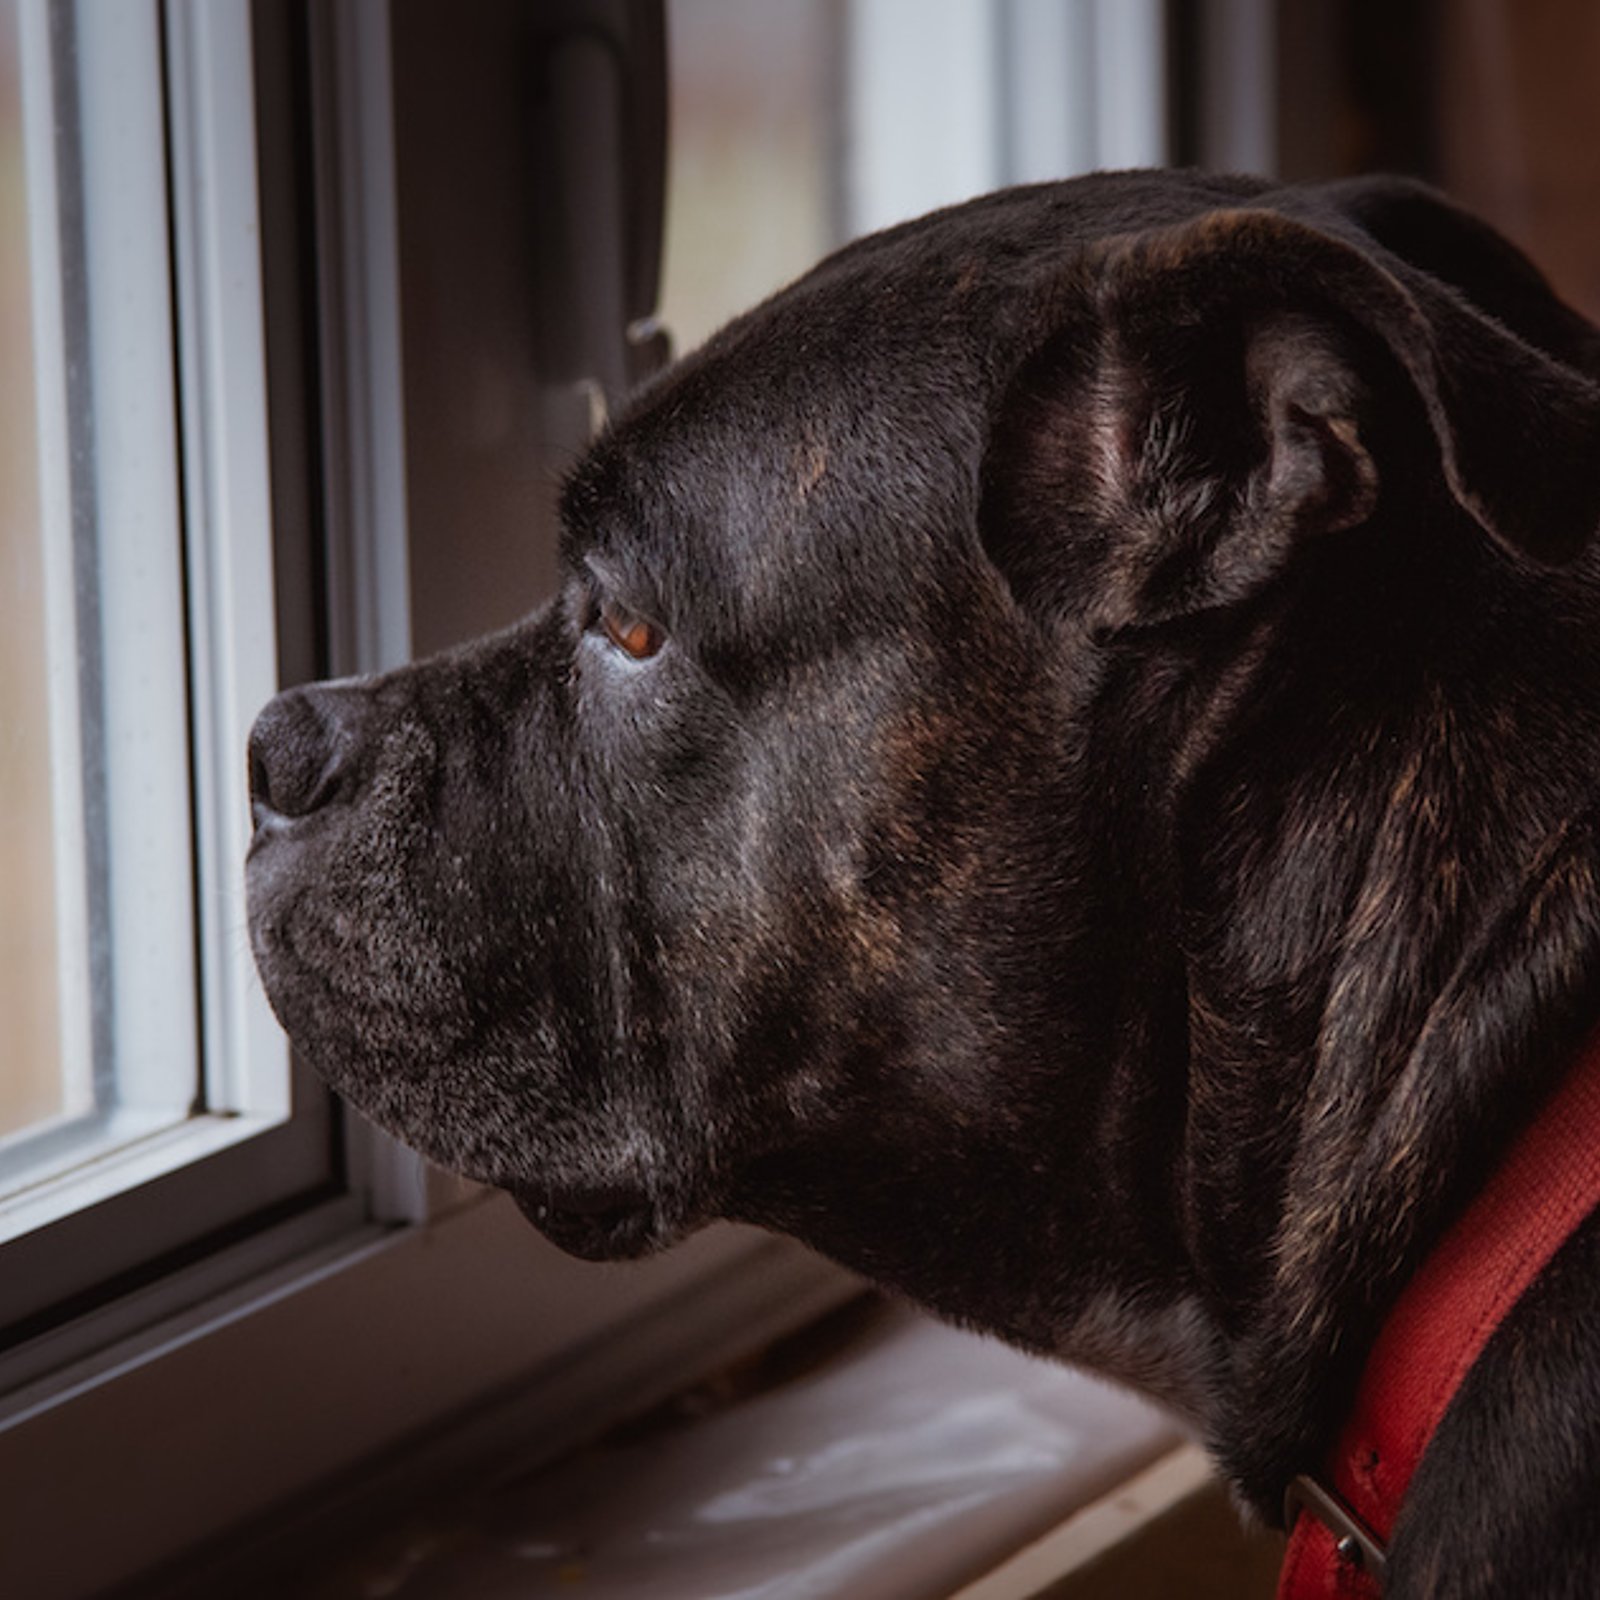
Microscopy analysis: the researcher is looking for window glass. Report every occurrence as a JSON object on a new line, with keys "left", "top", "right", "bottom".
{"left": 0, "top": 0, "right": 62, "bottom": 1142}
{"left": 0, "top": 0, "right": 332, "bottom": 1331}
{"left": 659, "top": 0, "right": 841, "bottom": 354}
{"left": 0, "top": 0, "right": 197, "bottom": 1202}
{"left": 658, "top": 0, "right": 1165, "bottom": 358}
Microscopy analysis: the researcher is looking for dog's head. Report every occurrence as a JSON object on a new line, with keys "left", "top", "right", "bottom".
{"left": 247, "top": 172, "right": 1600, "bottom": 1356}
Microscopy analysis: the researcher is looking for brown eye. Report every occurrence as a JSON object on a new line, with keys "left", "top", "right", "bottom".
{"left": 599, "top": 601, "right": 664, "bottom": 660}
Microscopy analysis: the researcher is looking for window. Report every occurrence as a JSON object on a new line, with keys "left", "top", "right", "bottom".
{"left": 0, "top": 0, "right": 333, "bottom": 1340}
{"left": 0, "top": 0, "right": 59, "bottom": 1148}
{"left": 659, "top": 0, "right": 1166, "bottom": 357}
{"left": 0, "top": 0, "right": 203, "bottom": 1186}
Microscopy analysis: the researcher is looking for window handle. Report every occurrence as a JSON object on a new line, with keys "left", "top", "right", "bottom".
{"left": 534, "top": 0, "right": 671, "bottom": 423}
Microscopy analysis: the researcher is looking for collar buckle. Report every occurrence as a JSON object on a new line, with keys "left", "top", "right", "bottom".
{"left": 1284, "top": 1473, "right": 1390, "bottom": 1589}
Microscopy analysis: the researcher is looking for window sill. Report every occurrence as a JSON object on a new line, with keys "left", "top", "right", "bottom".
{"left": 214, "top": 1299, "right": 1190, "bottom": 1600}
{"left": 953, "top": 1444, "right": 1283, "bottom": 1600}
{"left": 0, "top": 1195, "right": 854, "bottom": 1600}
{"left": 0, "top": 1110, "right": 281, "bottom": 1246}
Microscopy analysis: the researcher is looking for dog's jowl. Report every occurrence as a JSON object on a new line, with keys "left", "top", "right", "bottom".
{"left": 247, "top": 172, "right": 1600, "bottom": 1598}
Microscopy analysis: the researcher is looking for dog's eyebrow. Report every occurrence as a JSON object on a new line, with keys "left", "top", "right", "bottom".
{"left": 581, "top": 551, "right": 625, "bottom": 592}
{"left": 581, "top": 549, "right": 665, "bottom": 619}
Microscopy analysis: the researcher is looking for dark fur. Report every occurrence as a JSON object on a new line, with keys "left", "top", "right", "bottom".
{"left": 247, "top": 171, "right": 1600, "bottom": 1597}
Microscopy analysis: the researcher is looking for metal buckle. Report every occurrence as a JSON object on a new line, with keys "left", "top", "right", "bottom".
{"left": 1285, "top": 1473, "right": 1390, "bottom": 1589}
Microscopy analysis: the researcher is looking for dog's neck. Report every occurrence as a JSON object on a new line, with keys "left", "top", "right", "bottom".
{"left": 1168, "top": 556, "right": 1600, "bottom": 1514}
{"left": 733, "top": 552, "right": 1600, "bottom": 1519}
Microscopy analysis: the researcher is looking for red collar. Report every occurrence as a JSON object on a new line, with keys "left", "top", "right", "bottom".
{"left": 1277, "top": 1026, "right": 1600, "bottom": 1598}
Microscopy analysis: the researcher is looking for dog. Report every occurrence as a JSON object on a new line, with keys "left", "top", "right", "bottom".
{"left": 247, "top": 170, "right": 1600, "bottom": 1597}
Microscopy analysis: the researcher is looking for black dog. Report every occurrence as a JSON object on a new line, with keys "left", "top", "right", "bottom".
{"left": 247, "top": 171, "right": 1600, "bottom": 1597}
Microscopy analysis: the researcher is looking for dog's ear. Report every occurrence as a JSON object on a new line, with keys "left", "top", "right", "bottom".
{"left": 1317, "top": 175, "right": 1600, "bottom": 382}
{"left": 983, "top": 207, "right": 1600, "bottom": 631}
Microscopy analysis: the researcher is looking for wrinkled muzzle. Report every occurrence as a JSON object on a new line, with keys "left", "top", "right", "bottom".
{"left": 243, "top": 613, "right": 702, "bottom": 1260}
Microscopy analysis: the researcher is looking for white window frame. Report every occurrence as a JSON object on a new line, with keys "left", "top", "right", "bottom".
{"left": 0, "top": 0, "right": 337, "bottom": 1333}
{"left": 3, "top": 0, "right": 203, "bottom": 1197}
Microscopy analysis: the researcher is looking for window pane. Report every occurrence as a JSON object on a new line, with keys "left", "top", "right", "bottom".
{"left": 0, "top": 0, "right": 331, "bottom": 1256}
{"left": 658, "top": 0, "right": 1165, "bottom": 357}
{"left": 0, "top": 0, "right": 64, "bottom": 1141}
{"left": 0, "top": 0, "right": 333, "bottom": 1316}
{"left": 0, "top": 0, "right": 198, "bottom": 1198}
{"left": 660, "top": 0, "right": 841, "bottom": 354}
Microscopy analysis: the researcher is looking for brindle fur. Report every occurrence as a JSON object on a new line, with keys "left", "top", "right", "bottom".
{"left": 247, "top": 171, "right": 1600, "bottom": 1598}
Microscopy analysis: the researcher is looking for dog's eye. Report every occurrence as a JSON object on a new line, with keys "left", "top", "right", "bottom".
{"left": 598, "top": 600, "right": 665, "bottom": 661}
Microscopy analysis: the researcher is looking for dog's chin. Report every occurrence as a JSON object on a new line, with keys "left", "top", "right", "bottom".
{"left": 507, "top": 1183, "right": 683, "bottom": 1261}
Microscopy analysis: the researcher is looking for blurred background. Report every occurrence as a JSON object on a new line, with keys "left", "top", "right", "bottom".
{"left": 659, "top": 0, "right": 1600, "bottom": 352}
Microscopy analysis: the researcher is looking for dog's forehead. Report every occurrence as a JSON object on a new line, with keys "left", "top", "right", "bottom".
{"left": 563, "top": 295, "right": 979, "bottom": 626}
{"left": 566, "top": 315, "right": 992, "bottom": 654}
{"left": 561, "top": 171, "right": 1282, "bottom": 618}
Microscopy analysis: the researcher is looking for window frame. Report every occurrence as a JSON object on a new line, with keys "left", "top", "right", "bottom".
{"left": 0, "top": 0, "right": 337, "bottom": 1331}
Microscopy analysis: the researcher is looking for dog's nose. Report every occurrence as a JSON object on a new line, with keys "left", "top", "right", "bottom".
{"left": 248, "top": 685, "right": 363, "bottom": 822}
